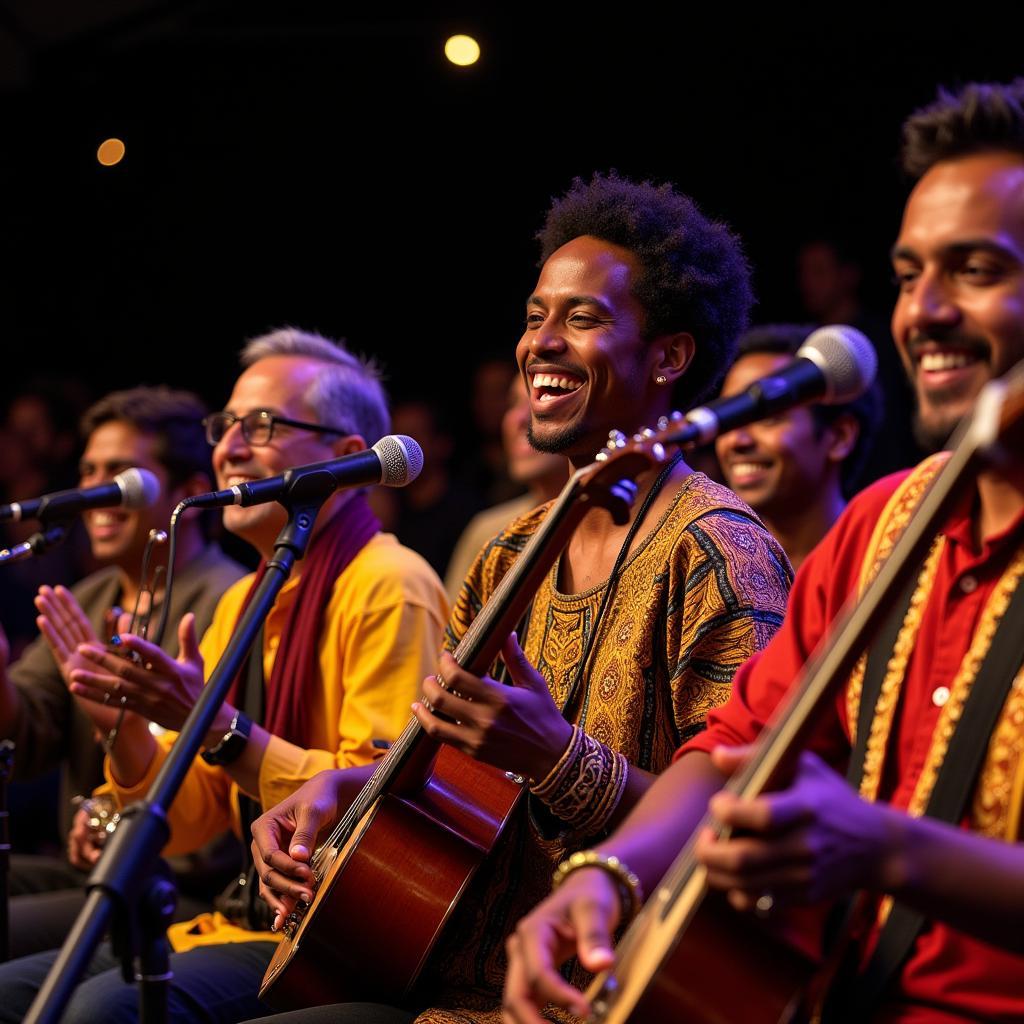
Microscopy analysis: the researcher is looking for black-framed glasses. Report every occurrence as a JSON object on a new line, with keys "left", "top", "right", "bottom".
{"left": 203, "top": 409, "right": 350, "bottom": 447}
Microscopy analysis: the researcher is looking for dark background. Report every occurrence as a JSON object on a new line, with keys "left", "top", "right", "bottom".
{"left": 0, "top": 5, "right": 1020, "bottom": 411}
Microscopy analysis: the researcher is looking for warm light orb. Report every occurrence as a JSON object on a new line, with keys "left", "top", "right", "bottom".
{"left": 444, "top": 34, "right": 480, "bottom": 67}
{"left": 97, "top": 138, "right": 126, "bottom": 167}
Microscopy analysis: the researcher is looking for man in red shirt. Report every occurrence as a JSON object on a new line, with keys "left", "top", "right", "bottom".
{"left": 504, "top": 78, "right": 1024, "bottom": 1024}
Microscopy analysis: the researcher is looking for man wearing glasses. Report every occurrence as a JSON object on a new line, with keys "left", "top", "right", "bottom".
{"left": 0, "top": 329, "right": 449, "bottom": 1023}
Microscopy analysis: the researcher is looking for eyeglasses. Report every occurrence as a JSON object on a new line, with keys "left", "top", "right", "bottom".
{"left": 203, "top": 409, "right": 350, "bottom": 447}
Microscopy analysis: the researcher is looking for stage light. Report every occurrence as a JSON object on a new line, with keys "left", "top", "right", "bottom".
{"left": 97, "top": 138, "right": 126, "bottom": 167}
{"left": 444, "top": 34, "right": 480, "bottom": 67}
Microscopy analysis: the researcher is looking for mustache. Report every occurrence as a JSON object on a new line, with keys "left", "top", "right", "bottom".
{"left": 905, "top": 331, "right": 990, "bottom": 361}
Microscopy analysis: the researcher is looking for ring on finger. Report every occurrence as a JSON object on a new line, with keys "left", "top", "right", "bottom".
{"left": 754, "top": 890, "right": 774, "bottom": 917}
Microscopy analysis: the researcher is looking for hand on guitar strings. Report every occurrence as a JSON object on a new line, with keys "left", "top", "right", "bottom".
{"left": 696, "top": 745, "right": 902, "bottom": 912}
{"left": 250, "top": 764, "right": 375, "bottom": 930}
{"left": 411, "top": 632, "right": 574, "bottom": 784}
{"left": 64, "top": 613, "right": 213, "bottom": 734}
{"left": 502, "top": 865, "right": 621, "bottom": 1024}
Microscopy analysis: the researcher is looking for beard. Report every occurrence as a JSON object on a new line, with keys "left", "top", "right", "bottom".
{"left": 526, "top": 418, "right": 590, "bottom": 457}
{"left": 912, "top": 408, "right": 961, "bottom": 453}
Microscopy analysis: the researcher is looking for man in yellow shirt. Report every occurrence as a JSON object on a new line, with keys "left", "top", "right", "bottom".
{"left": 0, "top": 329, "right": 449, "bottom": 1023}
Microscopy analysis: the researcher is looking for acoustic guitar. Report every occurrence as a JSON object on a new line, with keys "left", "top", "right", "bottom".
{"left": 582, "top": 366, "right": 1024, "bottom": 1023}
{"left": 260, "top": 420, "right": 681, "bottom": 1008}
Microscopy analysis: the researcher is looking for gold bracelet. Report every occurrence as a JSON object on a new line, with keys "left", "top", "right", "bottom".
{"left": 551, "top": 850, "right": 643, "bottom": 923}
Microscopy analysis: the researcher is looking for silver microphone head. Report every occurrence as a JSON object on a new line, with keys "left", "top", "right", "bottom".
{"left": 115, "top": 468, "right": 162, "bottom": 509}
{"left": 372, "top": 435, "right": 424, "bottom": 487}
{"left": 796, "top": 324, "right": 878, "bottom": 403}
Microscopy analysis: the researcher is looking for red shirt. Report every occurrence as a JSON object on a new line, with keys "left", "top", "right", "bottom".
{"left": 681, "top": 469, "right": 1024, "bottom": 1022}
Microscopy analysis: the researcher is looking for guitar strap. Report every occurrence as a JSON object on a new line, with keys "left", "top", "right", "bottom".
{"left": 831, "top": 551, "right": 1024, "bottom": 1019}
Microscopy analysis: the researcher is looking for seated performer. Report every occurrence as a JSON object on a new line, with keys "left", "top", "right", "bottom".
{"left": 247, "top": 173, "right": 793, "bottom": 1023}
{"left": 0, "top": 386, "right": 246, "bottom": 957}
{"left": 0, "top": 329, "right": 448, "bottom": 1023}
{"left": 715, "top": 324, "right": 882, "bottom": 570}
{"left": 503, "top": 78, "right": 1024, "bottom": 1024}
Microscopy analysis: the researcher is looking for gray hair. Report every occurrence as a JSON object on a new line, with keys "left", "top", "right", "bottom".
{"left": 241, "top": 327, "right": 390, "bottom": 444}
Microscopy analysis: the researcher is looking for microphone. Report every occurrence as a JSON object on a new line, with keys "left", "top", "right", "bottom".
{"left": 184, "top": 434, "right": 423, "bottom": 510}
{"left": 0, "top": 468, "right": 161, "bottom": 523}
{"left": 671, "top": 324, "right": 877, "bottom": 447}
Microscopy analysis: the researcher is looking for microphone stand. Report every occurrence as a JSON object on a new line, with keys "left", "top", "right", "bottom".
{"left": 25, "top": 483, "right": 333, "bottom": 1024}
{"left": 0, "top": 740, "right": 14, "bottom": 963}
{"left": 0, "top": 524, "right": 69, "bottom": 565}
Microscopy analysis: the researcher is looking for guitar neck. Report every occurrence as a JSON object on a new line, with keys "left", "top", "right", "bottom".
{"left": 327, "top": 462, "right": 644, "bottom": 850}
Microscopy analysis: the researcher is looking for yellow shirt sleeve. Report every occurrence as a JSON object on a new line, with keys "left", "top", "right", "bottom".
{"left": 104, "top": 536, "right": 448, "bottom": 857}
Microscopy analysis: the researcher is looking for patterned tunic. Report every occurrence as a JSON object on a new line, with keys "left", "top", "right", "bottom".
{"left": 416, "top": 473, "right": 791, "bottom": 1023}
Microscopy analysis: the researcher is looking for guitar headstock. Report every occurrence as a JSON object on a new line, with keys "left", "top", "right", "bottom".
{"left": 573, "top": 413, "right": 684, "bottom": 525}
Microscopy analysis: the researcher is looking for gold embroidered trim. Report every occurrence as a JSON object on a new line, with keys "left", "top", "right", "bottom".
{"left": 970, "top": 669, "right": 1024, "bottom": 839}
{"left": 857, "top": 538, "right": 945, "bottom": 804}
{"left": 846, "top": 454, "right": 950, "bottom": 742}
{"left": 907, "top": 547, "right": 1024, "bottom": 817}
{"left": 871, "top": 546, "right": 1024, "bottom": 928}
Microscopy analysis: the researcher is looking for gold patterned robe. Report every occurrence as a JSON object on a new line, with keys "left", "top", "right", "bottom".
{"left": 415, "top": 473, "right": 792, "bottom": 1023}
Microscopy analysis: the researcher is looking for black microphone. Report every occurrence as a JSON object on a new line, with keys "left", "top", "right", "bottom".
{"left": 0, "top": 468, "right": 161, "bottom": 523}
{"left": 183, "top": 434, "right": 424, "bottom": 510}
{"left": 669, "top": 324, "right": 877, "bottom": 448}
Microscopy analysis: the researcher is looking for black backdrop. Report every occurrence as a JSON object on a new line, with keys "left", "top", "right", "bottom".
{"left": 1, "top": 6, "right": 1020, "bottom": 414}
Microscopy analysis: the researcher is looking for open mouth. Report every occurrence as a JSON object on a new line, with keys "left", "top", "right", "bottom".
{"left": 725, "top": 460, "right": 773, "bottom": 487}
{"left": 87, "top": 510, "right": 130, "bottom": 540}
{"left": 529, "top": 370, "right": 585, "bottom": 406}
{"left": 910, "top": 343, "right": 988, "bottom": 390}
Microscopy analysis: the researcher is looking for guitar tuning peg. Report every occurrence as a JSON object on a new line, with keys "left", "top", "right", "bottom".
{"left": 607, "top": 429, "right": 627, "bottom": 448}
{"left": 595, "top": 450, "right": 609, "bottom": 462}
{"left": 641, "top": 427, "right": 655, "bottom": 438}
{"left": 657, "top": 416, "right": 669, "bottom": 431}
{"left": 670, "top": 410, "right": 684, "bottom": 421}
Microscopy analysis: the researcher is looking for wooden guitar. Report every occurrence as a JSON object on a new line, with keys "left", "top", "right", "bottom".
{"left": 582, "top": 367, "right": 1024, "bottom": 1023}
{"left": 260, "top": 420, "right": 682, "bottom": 1008}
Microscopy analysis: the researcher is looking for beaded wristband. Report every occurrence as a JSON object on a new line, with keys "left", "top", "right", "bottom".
{"left": 530, "top": 727, "right": 629, "bottom": 835}
{"left": 551, "top": 850, "right": 643, "bottom": 923}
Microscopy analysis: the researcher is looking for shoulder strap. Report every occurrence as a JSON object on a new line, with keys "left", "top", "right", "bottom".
{"left": 838, "top": 561, "right": 1024, "bottom": 1019}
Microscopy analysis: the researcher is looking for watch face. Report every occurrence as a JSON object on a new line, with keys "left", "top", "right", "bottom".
{"left": 201, "top": 712, "right": 251, "bottom": 766}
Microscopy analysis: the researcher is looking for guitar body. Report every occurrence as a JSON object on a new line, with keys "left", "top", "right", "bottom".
{"left": 590, "top": 879, "right": 819, "bottom": 1024}
{"left": 258, "top": 437, "right": 671, "bottom": 1008}
{"left": 261, "top": 742, "right": 523, "bottom": 1008}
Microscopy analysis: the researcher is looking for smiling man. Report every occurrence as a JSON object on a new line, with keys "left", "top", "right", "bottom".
{"left": 715, "top": 324, "right": 882, "bottom": 570}
{"left": 246, "top": 174, "right": 792, "bottom": 1024}
{"left": 504, "top": 79, "right": 1024, "bottom": 1024}
{"left": 0, "top": 330, "right": 449, "bottom": 1024}
{"left": 0, "top": 387, "right": 246, "bottom": 958}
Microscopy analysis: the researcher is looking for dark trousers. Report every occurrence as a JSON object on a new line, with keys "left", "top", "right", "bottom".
{"left": 0, "top": 938, "right": 277, "bottom": 1023}
{"left": 5, "top": 853, "right": 215, "bottom": 960}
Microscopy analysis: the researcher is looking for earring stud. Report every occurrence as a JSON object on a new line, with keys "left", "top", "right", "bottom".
{"left": 655, "top": 374, "right": 668, "bottom": 385}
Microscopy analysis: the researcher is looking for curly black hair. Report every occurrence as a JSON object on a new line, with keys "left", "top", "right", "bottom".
{"left": 901, "top": 79, "right": 1024, "bottom": 179}
{"left": 537, "top": 171, "right": 753, "bottom": 409}
{"left": 734, "top": 324, "right": 883, "bottom": 496}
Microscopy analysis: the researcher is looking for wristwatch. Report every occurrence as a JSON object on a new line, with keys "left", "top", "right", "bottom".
{"left": 201, "top": 710, "right": 253, "bottom": 766}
